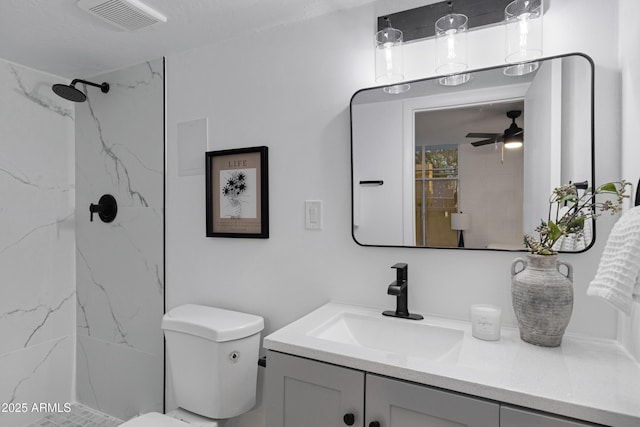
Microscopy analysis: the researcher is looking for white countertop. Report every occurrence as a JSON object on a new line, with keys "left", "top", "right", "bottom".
{"left": 263, "top": 302, "right": 640, "bottom": 427}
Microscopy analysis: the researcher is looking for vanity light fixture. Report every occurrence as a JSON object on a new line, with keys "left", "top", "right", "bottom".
{"left": 504, "top": 0, "right": 543, "bottom": 75}
{"left": 435, "top": 1, "right": 470, "bottom": 86}
{"left": 375, "top": 17, "right": 410, "bottom": 94}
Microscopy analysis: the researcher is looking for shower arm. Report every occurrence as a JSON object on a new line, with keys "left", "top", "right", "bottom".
{"left": 70, "top": 79, "right": 110, "bottom": 93}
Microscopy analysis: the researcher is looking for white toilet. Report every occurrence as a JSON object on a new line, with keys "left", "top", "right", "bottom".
{"left": 120, "top": 304, "right": 264, "bottom": 427}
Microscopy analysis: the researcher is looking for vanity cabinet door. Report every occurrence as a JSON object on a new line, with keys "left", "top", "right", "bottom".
{"left": 265, "top": 351, "right": 365, "bottom": 427}
{"left": 366, "top": 374, "right": 499, "bottom": 427}
{"left": 501, "top": 405, "right": 600, "bottom": 426}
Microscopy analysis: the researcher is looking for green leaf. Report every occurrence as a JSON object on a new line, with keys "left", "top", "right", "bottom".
{"left": 557, "top": 195, "right": 578, "bottom": 204}
{"left": 599, "top": 183, "right": 617, "bottom": 192}
{"left": 567, "top": 216, "right": 585, "bottom": 230}
{"left": 548, "top": 221, "right": 562, "bottom": 242}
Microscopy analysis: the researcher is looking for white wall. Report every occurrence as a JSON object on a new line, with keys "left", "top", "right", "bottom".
{"left": 352, "top": 100, "right": 405, "bottom": 245}
{"left": 166, "top": 0, "right": 623, "bottom": 424}
{"left": 523, "top": 59, "right": 562, "bottom": 235}
{"left": 458, "top": 143, "right": 524, "bottom": 249}
{"left": 618, "top": 0, "right": 640, "bottom": 362}
{"left": 0, "top": 59, "right": 75, "bottom": 427}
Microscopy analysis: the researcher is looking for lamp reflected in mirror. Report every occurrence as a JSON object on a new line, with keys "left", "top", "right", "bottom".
{"left": 451, "top": 212, "right": 471, "bottom": 247}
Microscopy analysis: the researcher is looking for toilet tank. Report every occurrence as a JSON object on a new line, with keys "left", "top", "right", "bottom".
{"left": 162, "top": 304, "right": 264, "bottom": 419}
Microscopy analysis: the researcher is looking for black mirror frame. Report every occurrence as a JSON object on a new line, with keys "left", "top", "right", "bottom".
{"left": 350, "top": 52, "right": 596, "bottom": 252}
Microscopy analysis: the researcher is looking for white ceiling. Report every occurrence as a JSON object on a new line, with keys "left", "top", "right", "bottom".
{"left": 415, "top": 100, "right": 524, "bottom": 147}
{"left": 0, "top": 0, "right": 377, "bottom": 79}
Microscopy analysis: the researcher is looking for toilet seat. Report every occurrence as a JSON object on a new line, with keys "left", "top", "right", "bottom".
{"left": 120, "top": 412, "right": 190, "bottom": 427}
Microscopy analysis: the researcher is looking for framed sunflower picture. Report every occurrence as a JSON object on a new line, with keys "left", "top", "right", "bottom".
{"left": 205, "top": 146, "right": 269, "bottom": 238}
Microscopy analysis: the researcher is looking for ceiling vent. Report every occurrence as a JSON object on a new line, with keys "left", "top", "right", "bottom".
{"left": 77, "top": 0, "right": 167, "bottom": 31}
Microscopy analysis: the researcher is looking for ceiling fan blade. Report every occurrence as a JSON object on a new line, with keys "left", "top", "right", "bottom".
{"left": 471, "top": 138, "right": 496, "bottom": 147}
{"left": 466, "top": 132, "right": 500, "bottom": 138}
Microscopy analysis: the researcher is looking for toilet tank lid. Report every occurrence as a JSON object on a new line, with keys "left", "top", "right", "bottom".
{"left": 162, "top": 304, "right": 264, "bottom": 342}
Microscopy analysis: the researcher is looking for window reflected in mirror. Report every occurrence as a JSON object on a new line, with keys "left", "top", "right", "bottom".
{"left": 415, "top": 146, "right": 458, "bottom": 247}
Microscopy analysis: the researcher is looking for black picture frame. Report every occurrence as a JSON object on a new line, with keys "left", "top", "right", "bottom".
{"left": 205, "top": 146, "right": 269, "bottom": 238}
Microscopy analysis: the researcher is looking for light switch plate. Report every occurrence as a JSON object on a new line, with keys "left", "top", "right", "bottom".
{"left": 305, "top": 200, "right": 322, "bottom": 230}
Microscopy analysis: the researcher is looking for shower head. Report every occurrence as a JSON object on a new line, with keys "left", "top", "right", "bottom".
{"left": 52, "top": 79, "right": 109, "bottom": 102}
{"left": 52, "top": 83, "right": 87, "bottom": 102}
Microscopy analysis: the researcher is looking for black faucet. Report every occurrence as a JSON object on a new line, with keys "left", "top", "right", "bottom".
{"left": 382, "top": 263, "right": 423, "bottom": 320}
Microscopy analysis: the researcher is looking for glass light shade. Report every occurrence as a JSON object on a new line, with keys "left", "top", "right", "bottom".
{"left": 375, "top": 27, "right": 404, "bottom": 84}
{"left": 503, "top": 61, "right": 539, "bottom": 76}
{"left": 504, "top": 0, "right": 543, "bottom": 64}
{"left": 383, "top": 84, "right": 411, "bottom": 94}
{"left": 438, "top": 73, "right": 471, "bottom": 87}
{"left": 435, "top": 13, "right": 469, "bottom": 75}
{"left": 504, "top": 137, "right": 524, "bottom": 149}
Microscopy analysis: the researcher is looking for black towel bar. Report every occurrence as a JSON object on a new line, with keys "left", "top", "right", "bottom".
{"left": 635, "top": 178, "right": 639, "bottom": 207}
{"left": 359, "top": 180, "right": 384, "bottom": 186}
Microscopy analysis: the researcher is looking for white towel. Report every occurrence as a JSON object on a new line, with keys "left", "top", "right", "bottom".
{"left": 587, "top": 206, "right": 640, "bottom": 314}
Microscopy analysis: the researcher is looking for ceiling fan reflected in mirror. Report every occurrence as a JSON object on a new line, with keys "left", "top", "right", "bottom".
{"left": 466, "top": 110, "right": 524, "bottom": 149}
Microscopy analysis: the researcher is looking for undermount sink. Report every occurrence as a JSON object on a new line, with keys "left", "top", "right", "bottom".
{"left": 307, "top": 311, "right": 464, "bottom": 361}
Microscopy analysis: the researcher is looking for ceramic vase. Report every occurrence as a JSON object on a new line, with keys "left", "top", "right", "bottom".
{"left": 510, "top": 254, "right": 573, "bottom": 347}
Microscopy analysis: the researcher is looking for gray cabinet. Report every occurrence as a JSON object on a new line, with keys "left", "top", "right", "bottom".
{"left": 265, "top": 351, "right": 600, "bottom": 427}
{"left": 501, "top": 406, "right": 599, "bottom": 427}
{"left": 266, "top": 351, "right": 499, "bottom": 427}
{"left": 366, "top": 374, "right": 499, "bottom": 427}
{"left": 265, "top": 351, "right": 364, "bottom": 427}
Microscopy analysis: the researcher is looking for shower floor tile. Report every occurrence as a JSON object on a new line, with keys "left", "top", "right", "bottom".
{"left": 26, "top": 403, "right": 122, "bottom": 427}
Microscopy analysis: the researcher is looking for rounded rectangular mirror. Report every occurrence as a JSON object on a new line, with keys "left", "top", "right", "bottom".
{"left": 351, "top": 53, "right": 594, "bottom": 251}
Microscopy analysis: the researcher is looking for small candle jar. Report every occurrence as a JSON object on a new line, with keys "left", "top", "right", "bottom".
{"left": 470, "top": 304, "right": 502, "bottom": 341}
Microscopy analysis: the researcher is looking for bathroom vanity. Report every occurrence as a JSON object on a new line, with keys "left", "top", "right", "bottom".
{"left": 263, "top": 303, "right": 640, "bottom": 427}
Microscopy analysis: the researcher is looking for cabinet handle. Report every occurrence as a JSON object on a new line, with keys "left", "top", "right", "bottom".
{"left": 343, "top": 413, "right": 355, "bottom": 425}
{"left": 369, "top": 422, "right": 381, "bottom": 427}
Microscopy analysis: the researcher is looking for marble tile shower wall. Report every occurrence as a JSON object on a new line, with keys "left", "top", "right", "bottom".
{"left": 0, "top": 60, "right": 75, "bottom": 427}
{"left": 75, "top": 58, "right": 164, "bottom": 421}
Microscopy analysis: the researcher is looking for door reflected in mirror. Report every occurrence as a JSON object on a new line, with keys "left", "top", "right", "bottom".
{"left": 351, "top": 53, "right": 594, "bottom": 251}
{"left": 414, "top": 144, "right": 459, "bottom": 247}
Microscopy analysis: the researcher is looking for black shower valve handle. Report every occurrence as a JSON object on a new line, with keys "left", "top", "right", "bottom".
{"left": 89, "top": 203, "right": 103, "bottom": 222}
{"left": 89, "top": 194, "right": 118, "bottom": 223}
